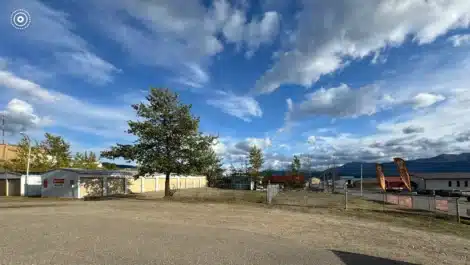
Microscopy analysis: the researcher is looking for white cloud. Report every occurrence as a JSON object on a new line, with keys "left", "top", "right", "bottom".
{"left": 207, "top": 91, "right": 262, "bottom": 122}
{"left": 307, "top": 136, "right": 316, "bottom": 144}
{"left": 1, "top": 0, "right": 119, "bottom": 85}
{"left": 296, "top": 84, "right": 382, "bottom": 118}
{"left": 85, "top": 0, "right": 279, "bottom": 80}
{"left": 282, "top": 83, "right": 448, "bottom": 131}
{"left": 1, "top": 70, "right": 134, "bottom": 141}
{"left": 244, "top": 11, "right": 280, "bottom": 55}
{"left": 223, "top": 10, "right": 246, "bottom": 43}
{"left": 408, "top": 93, "right": 446, "bottom": 109}
{"left": 174, "top": 63, "right": 210, "bottom": 89}
{"left": 0, "top": 70, "right": 57, "bottom": 102}
{"left": 54, "top": 52, "right": 121, "bottom": 85}
{"left": 448, "top": 34, "right": 470, "bottom": 47}
{"left": 0, "top": 99, "right": 46, "bottom": 134}
{"left": 254, "top": 0, "right": 470, "bottom": 94}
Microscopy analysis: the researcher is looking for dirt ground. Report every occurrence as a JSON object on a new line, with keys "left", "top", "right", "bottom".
{"left": 0, "top": 190, "right": 469, "bottom": 265}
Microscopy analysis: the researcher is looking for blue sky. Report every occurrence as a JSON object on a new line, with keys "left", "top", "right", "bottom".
{"left": 1, "top": 0, "right": 470, "bottom": 170}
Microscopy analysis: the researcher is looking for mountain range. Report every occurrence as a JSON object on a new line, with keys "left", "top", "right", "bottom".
{"left": 332, "top": 153, "right": 470, "bottom": 178}
{"left": 110, "top": 153, "right": 470, "bottom": 178}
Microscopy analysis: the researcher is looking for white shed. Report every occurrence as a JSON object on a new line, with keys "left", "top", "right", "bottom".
{"left": 41, "top": 168, "right": 135, "bottom": 199}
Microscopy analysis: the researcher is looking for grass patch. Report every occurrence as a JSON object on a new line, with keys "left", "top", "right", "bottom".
{"left": 135, "top": 188, "right": 266, "bottom": 204}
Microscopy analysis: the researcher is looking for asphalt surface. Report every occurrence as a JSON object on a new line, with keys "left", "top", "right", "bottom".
{"left": 0, "top": 201, "right": 418, "bottom": 265}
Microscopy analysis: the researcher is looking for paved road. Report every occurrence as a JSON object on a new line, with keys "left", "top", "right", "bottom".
{"left": 0, "top": 201, "right": 417, "bottom": 265}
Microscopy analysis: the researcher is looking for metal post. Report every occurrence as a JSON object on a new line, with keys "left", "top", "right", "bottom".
{"left": 20, "top": 132, "right": 31, "bottom": 197}
{"left": 360, "top": 163, "right": 363, "bottom": 196}
{"left": 344, "top": 184, "right": 348, "bottom": 210}
{"left": 382, "top": 191, "right": 385, "bottom": 212}
{"left": 456, "top": 198, "right": 461, "bottom": 223}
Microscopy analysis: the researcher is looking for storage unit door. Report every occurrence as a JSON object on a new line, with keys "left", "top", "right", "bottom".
{"left": 0, "top": 179, "right": 6, "bottom": 196}
{"left": 8, "top": 179, "right": 21, "bottom": 196}
{"left": 80, "top": 178, "right": 103, "bottom": 197}
{"left": 107, "top": 178, "right": 125, "bottom": 195}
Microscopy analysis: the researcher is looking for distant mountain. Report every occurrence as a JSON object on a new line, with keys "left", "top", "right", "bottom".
{"left": 333, "top": 153, "right": 470, "bottom": 178}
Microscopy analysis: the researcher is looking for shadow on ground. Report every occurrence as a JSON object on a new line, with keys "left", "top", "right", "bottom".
{"left": 332, "top": 250, "right": 419, "bottom": 265}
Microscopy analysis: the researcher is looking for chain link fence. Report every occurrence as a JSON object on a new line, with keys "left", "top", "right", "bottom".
{"left": 345, "top": 189, "right": 470, "bottom": 220}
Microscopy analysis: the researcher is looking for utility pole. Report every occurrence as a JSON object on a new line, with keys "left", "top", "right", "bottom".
{"left": 1, "top": 114, "right": 5, "bottom": 144}
{"left": 20, "top": 132, "right": 31, "bottom": 196}
{"left": 332, "top": 159, "right": 337, "bottom": 193}
{"left": 360, "top": 163, "right": 363, "bottom": 196}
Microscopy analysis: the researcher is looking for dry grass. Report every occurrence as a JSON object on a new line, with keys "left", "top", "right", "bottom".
{"left": 271, "top": 190, "right": 470, "bottom": 239}
{"left": 133, "top": 188, "right": 470, "bottom": 240}
{"left": 134, "top": 187, "right": 267, "bottom": 204}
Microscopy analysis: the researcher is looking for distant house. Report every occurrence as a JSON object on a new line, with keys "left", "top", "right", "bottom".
{"left": 413, "top": 172, "right": 470, "bottom": 191}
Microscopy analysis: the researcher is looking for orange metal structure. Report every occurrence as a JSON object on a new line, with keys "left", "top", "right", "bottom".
{"left": 375, "top": 163, "right": 386, "bottom": 191}
{"left": 393, "top": 157, "right": 412, "bottom": 191}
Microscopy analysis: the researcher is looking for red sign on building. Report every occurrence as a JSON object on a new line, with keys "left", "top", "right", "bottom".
{"left": 53, "top": 178, "right": 65, "bottom": 187}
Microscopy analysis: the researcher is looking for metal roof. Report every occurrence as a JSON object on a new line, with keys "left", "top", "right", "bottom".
{"left": 0, "top": 172, "right": 21, "bottom": 178}
{"left": 55, "top": 168, "right": 136, "bottom": 177}
{"left": 413, "top": 172, "right": 470, "bottom": 180}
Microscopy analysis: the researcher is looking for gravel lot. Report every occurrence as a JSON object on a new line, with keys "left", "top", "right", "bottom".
{"left": 0, "top": 197, "right": 469, "bottom": 265}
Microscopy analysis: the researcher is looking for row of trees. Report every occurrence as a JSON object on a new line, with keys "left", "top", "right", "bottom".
{"left": 2, "top": 133, "right": 102, "bottom": 173}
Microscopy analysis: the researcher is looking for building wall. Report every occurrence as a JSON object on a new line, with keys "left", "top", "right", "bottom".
{"left": 0, "top": 144, "right": 18, "bottom": 162}
{"left": 144, "top": 178, "right": 156, "bottom": 192}
{"left": 20, "top": 175, "right": 42, "bottom": 196}
{"left": 426, "top": 179, "right": 470, "bottom": 191}
{"left": 127, "top": 175, "right": 207, "bottom": 193}
{"left": 42, "top": 170, "right": 80, "bottom": 198}
{"left": 128, "top": 178, "right": 143, "bottom": 193}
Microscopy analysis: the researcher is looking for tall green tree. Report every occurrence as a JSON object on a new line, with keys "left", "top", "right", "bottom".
{"left": 40, "top": 133, "right": 71, "bottom": 169}
{"left": 291, "top": 155, "right": 301, "bottom": 175}
{"left": 101, "top": 88, "right": 216, "bottom": 197}
{"left": 72, "top": 151, "right": 99, "bottom": 169}
{"left": 4, "top": 138, "right": 50, "bottom": 173}
{"left": 248, "top": 145, "right": 263, "bottom": 183}
{"left": 101, "top": 162, "right": 118, "bottom": 170}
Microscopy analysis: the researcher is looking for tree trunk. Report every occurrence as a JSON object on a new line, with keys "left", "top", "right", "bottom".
{"left": 164, "top": 172, "right": 171, "bottom": 197}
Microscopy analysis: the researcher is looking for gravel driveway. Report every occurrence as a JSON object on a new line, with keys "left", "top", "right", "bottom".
{"left": 0, "top": 199, "right": 468, "bottom": 265}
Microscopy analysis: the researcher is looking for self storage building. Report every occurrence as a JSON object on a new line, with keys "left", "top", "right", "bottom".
{"left": 0, "top": 172, "right": 42, "bottom": 196}
{"left": 41, "top": 168, "right": 135, "bottom": 198}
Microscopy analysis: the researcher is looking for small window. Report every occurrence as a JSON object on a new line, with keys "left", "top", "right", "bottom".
{"left": 43, "top": 179, "right": 48, "bottom": 188}
{"left": 448, "top": 181, "right": 452, "bottom": 187}
{"left": 70, "top": 180, "right": 75, "bottom": 186}
{"left": 457, "top": 181, "right": 460, "bottom": 187}
{"left": 465, "top": 181, "right": 468, "bottom": 187}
